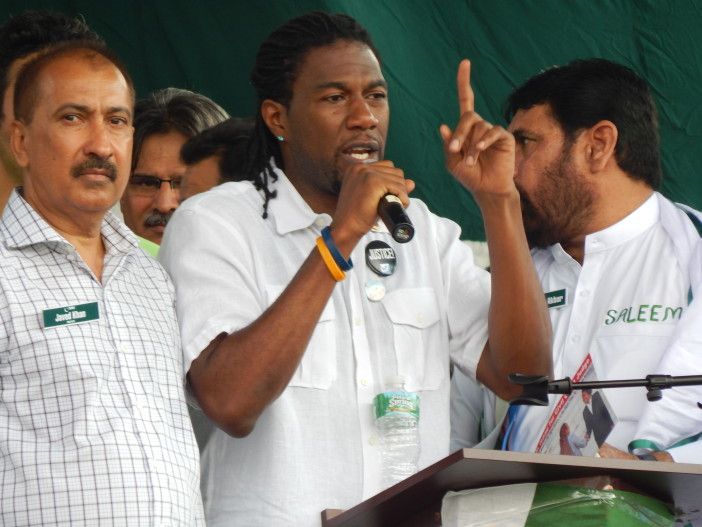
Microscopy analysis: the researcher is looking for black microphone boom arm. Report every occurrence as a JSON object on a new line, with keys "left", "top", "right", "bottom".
{"left": 508, "top": 372, "right": 702, "bottom": 406}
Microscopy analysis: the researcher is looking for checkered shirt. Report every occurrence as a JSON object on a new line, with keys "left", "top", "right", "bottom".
{"left": 0, "top": 190, "right": 204, "bottom": 526}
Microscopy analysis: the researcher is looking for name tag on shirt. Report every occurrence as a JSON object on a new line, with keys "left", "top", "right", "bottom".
{"left": 43, "top": 302, "right": 100, "bottom": 328}
{"left": 545, "top": 289, "right": 567, "bottom": 309}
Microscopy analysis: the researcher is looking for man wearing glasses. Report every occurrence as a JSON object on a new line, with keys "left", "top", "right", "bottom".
{"left": 121, "top": 87, "right": 228, "bottom": 248}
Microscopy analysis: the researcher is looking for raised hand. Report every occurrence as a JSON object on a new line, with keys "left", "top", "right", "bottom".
{"left": 439, "top": 59, "right": 516, "bottom": 201}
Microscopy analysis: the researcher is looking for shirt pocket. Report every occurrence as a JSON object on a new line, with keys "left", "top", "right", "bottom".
{"left": 266, "top": 285, "right": 337, "bottom": 389}
{"left": 381, "top": 287, "right": 444, "bottom": 391}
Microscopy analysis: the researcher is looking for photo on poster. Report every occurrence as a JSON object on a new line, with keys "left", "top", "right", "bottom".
{"left": 536, "top": 355, "right": 617, "bottom": 456}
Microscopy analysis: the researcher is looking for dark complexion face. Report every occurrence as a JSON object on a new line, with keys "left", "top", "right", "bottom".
{"left": 277, "top": 40, "right": 389, "bottom": 206}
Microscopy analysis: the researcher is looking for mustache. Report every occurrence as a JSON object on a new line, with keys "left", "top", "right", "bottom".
{"left": 71, "top": 157, "right": 117, "bottom": 180}
{"left": 144, "top": 210, "right": 173, "bottom": 228}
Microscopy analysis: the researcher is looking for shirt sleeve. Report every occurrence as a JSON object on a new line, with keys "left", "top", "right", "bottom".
{"left": 434, "top": 211, "right": 491, "bottom": 379}
{"left": 159, "top": 201, "right": 266, "bottom": 377}
{"left": 449, "top": 367, "right": 486, "bottom": 450}
{"left": 668, "top": 440, "right": 702, "bottom": 464}
{"left": 630, "top": 272, "right": 702, "bottom": 456}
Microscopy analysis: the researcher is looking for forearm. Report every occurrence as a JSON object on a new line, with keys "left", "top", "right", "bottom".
{"left": 189, "top": 243, "right": 344, "bottom": 437}
{"left": 183, "top": 161, "right": 410, "bottom": 436}
{"left": 477, "top": 190, "right": 552, "bottom": 398}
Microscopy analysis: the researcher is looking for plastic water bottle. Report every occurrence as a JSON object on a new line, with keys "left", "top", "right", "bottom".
{"left": 373, "top": 376, "right": 420, "bottom": 487}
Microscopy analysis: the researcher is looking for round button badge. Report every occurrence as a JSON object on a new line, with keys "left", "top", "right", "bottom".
{"left": 365, "top": 278, "right": 386, "bottom": 301}
{"left": 365, "top": 240, "right": 397, "bottom": 277}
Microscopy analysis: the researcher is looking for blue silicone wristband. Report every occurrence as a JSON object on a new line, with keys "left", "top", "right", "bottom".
{"left": 321, "top": 226, "right": 353, "bottom": 271}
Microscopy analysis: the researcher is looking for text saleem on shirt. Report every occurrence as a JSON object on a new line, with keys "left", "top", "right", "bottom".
{"left": 604, "top": 304, "right": 683, "bottom": 325}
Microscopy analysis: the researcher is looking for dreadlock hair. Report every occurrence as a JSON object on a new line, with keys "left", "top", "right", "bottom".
{"left": 248, "top": 11, "right": 380, "bottom": 218}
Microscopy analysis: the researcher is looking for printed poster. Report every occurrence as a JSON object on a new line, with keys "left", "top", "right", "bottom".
{"left": 536, "top": 354, "right": 617, "bottom": 456}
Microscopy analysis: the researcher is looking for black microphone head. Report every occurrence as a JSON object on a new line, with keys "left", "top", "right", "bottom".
{"left": 378, "top": 194, "right": 414, "bottom": 243}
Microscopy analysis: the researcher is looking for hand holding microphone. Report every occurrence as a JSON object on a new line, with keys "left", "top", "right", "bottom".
{"left": 332, "top": 159, "right": 415, "bottom": 248}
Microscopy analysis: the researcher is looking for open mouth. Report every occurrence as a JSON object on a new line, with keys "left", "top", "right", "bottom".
{"left": 342, "top": 143, "right": 380, "bottom": 163}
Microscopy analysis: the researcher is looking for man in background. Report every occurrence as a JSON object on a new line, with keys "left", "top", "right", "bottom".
{"left": 2, "top": 41, "right": 203, "bottom": 525}
{"left": 0, "top": 9, "right": 103, "bottom": 210}
{"left": 121, "top": 87, "right": 228, "bottom": 246}
{"left": 452, "top": 59, "right": 702, "bottom": 463}
{"left": 180, "top": 116, "right": 254, "bottom": 201}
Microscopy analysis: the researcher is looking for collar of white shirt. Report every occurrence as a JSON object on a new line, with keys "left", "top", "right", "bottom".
{"left": 2, "top": 188, "right": 138, "bottom": 255}
{"left": 550, "top": 192, "right": 659, "bottom": 263}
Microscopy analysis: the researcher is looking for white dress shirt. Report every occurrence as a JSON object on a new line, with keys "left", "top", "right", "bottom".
{"left": 160, "top": 166, "right": 490, "bottom": 526}
{"left": 0, "top": 191, "right": 204, "bottom": 526}
{"left": 631, "top": 238, "right": 702, "bottom": 463}
{"left": 508, "top": 193, "right": 702, "bottom": 454}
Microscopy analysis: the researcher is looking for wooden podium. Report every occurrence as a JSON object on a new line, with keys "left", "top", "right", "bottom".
{"left": 322, "top": 448, "right": 702, "bottom": 526}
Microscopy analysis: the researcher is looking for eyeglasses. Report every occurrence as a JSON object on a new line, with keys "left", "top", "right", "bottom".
{"left": 128, "top": 174, "right": 182, "bottom": 197}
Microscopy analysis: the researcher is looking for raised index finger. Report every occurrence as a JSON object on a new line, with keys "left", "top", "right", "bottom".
{"left": 457, "top": 59, "right": 474, "bottom": 114}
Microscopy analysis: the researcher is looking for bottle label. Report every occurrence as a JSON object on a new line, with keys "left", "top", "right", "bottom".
{"left": 374, "top": 391, "right": 420, "bottom": 420}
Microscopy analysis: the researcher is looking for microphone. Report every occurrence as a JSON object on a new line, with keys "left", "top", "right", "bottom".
{"left": 378, "top": 194, "right": 414, "bottom": 243}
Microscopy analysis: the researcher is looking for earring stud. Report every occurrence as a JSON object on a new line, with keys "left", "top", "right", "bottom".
{"left": 276, "top": 135, "right": 284, "bottom": 142}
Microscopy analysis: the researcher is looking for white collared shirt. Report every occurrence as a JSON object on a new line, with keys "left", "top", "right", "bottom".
{"left": 509, "top": 193, "right": 701, "bottom": 453}
{"left": 160, "top": 167, "right": 490, "bottom": 526}
{"left": 0, "top": 191, "right": 204, "bottom": 526}
{"left": 631, "top": 238, "right": 702, "bottom": 463}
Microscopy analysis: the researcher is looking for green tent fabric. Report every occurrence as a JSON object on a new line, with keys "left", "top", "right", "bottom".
{"left": 4, "top": 0, "right": 702, "bottom": 239}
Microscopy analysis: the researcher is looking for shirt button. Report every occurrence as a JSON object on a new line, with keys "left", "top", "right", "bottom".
{"left": 579, "top": 290, "right": 590, "bottom": 297}
{"left": 368, "top": 435, "right": 378, "bottom": 446}
{"left": 314, "top": 218, "right": 326, "bottom": 228}
{"left": 359, "top": 378, "right": 369, "bottom": 386}
{"left": 571, "top": 335, "right": 581, "bottom": 343}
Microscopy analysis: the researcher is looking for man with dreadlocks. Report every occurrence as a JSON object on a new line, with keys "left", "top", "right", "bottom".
{"left": 160, "top": 11, "right": 551, "bottom": 526}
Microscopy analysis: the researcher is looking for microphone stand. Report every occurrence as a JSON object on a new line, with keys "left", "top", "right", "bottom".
{"left": 508, "top": 373, "right": 702, "bottom": 407}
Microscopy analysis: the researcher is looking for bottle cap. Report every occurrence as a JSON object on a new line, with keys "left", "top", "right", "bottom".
{"left": 386, "top": 375, "right": 406, "bottom": 390}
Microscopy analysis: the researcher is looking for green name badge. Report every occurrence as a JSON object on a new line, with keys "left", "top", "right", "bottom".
{"left": 43, "top": 302, "right": 99, "bottom": 328}
{"left": 545, "top": 289, "right": 567, "bottom": 309}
